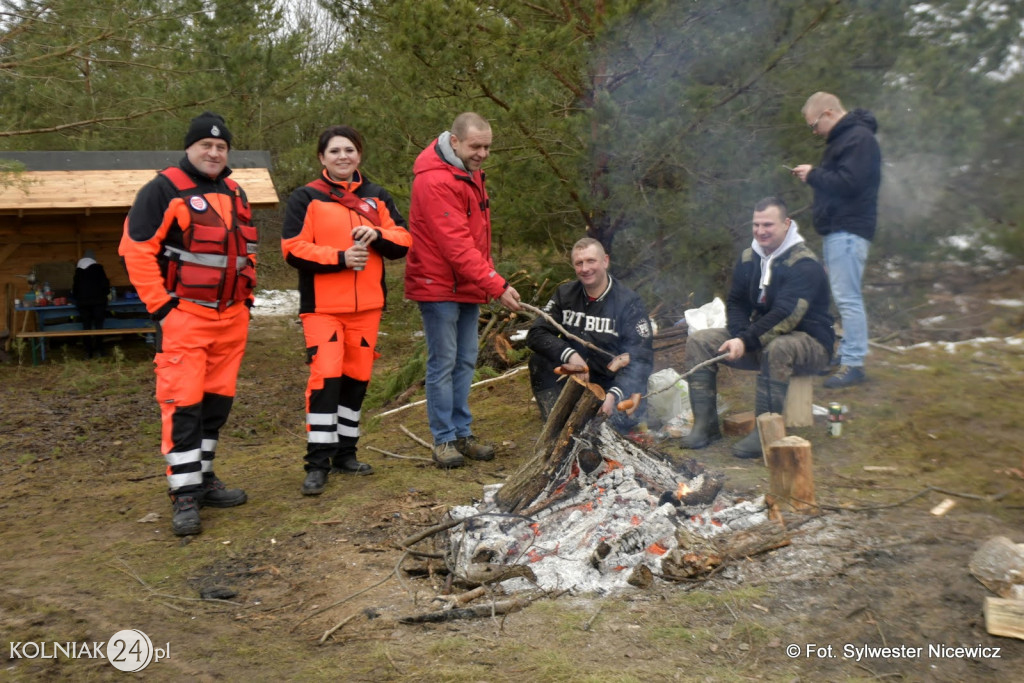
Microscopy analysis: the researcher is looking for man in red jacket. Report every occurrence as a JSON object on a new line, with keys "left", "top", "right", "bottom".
{"left": 404, "top": 112, "right": 521, "bottom": 468}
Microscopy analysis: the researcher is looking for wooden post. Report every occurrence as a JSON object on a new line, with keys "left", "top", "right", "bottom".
{"left": 765, "top": 435, "right": 816, "bottom": 512}
{"left": 784, "top": 375, "right": 814, "bottom": 428}
{"left": 757, "top": 413, "right": 787, "bottom": 467}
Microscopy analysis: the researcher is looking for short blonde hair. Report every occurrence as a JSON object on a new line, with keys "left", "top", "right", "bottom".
{"left": 571, "top": 237, "right": 606, "bottom": 256}
{"left": 802, "top": 92, "right": 845, "bottom": 117}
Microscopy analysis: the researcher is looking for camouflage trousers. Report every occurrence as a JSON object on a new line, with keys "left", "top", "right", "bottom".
{"left": 683, "top": 328, "right": 829, "bottom": 382}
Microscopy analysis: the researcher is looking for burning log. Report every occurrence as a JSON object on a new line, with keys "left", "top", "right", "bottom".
{"left": 661, "top": 519, "right": 792, "bottom": 581}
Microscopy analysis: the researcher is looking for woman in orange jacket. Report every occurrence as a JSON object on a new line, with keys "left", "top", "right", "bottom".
{"left": 282, "top": 125, "right": 412, "bottom": 496}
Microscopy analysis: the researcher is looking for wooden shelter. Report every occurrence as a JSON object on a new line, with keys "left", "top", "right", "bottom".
{"left": 0, "top": 151, "right": 279, "bottom": 340}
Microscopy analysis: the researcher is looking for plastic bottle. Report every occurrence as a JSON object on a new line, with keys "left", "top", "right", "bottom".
{"left": 43, "top": 282, "right": 52, "bottom": 302}
{"left": 109, "top": 286, "right": 117, "bottom": 302}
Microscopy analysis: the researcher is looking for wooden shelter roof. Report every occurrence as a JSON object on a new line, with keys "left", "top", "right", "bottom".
{"left": 0, "top": 151, "right": 279, "bottom": 215}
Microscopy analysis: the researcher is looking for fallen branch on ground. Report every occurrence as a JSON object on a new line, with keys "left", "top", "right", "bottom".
{"left": 375, "top": 366, "right": 527, "bottom": 418}
{"left": 399, "top": 424, "right": 433, "bottom": 451}
{"left": 365, "top": 445, "right": 433, "bottom": 462}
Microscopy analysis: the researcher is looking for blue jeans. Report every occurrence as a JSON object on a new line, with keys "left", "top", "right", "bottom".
{"left": 418, "top": 301, "right": 480, "bottom": 444}
{"left": 823, "top": 231, "right": 870, "bottom": 367}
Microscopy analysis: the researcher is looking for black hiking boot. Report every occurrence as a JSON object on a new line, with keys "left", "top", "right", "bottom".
{"left": 331, "top": 448, "right": 373, "bottom": 475}
{"left": 199, "top": 473, "right": 248, "bottom": 508}
{"left": 302, "top": 469, "right": 328, "bottom": 496}
{"left": 170, "top": 494, "right": 202, "bottom": 536}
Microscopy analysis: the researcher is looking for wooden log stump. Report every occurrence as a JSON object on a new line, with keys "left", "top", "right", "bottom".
{"left": 757, "top": 413, "right": 787, "bottom": 467}
{"left": 765, "top": 435, "right": 816, "bottom": 512}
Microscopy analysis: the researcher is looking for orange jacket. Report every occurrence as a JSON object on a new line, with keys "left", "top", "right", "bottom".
{"left": 281, "top": 170, "right": 411, "bottom": 314}
{"left": 120, "top": 160, "right": 256, "bottom": 320}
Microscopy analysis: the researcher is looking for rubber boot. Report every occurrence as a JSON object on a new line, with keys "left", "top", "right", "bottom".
{"left": 732, "top": 377, "right": 788, "bottom": 459}
{"left": 678, "top": 368, "right": 721, "bottom": 449}
{"left": 535, "top": 387, "right": 561, "bottom": 422}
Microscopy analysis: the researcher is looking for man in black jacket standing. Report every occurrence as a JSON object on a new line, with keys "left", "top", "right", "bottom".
{"left": 679, "top": 198, "right": 833, "bottom": 459}
{"left": 792, "top": 92, "right": 881, "bottom": 389}
{"left": 527, "top": 237, "right": 654, "bottom": 433}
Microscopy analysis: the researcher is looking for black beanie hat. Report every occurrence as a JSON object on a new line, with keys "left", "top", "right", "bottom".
{"left": 184, "top": 111, "right": 233, "bottom": 149}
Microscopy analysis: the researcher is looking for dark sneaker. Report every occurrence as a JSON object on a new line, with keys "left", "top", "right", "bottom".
{"left": 171, "top": 494, "right": 201, "bottom": 536}
{"left": 331, "top": 452, "right": 374, "bottom": 476}
{"left": 455, "top": 435, "right": 495, "bottom": 461}
{"left": 823, "top": 365, "right": 866, "bottom": 389}
{"left": 200, "top": 474, "right": 248, "bottom": 508}
{"left": 818, "top": 355, "right": 841, "bottom": 376}
{"left": 301, "top": 469, "right": 328, "bottom": 496}
{"left": 432, "top": 442, "right": 465, "bottom": 469}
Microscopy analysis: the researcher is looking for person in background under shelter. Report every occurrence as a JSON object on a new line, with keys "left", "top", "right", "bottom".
{"left": 679, "top": 197, "right": 833, "bottom": 460}
{"left": 120, "top": 112, "right": 255, "bottom": 537}
{"left": 72, "top": 248, "right": 110, "bottom": 358}
{"left": 282, "top": 125, "right": 411, "bottom": 497}
{"left": 526, "top": 237, "right": 654, "bottom": 434}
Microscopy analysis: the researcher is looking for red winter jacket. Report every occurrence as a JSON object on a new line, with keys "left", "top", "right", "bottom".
{"left": 404, "top": 137, "right": 507, "bottom": 303}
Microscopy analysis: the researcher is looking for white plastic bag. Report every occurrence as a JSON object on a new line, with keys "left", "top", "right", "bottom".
{"left": 646, "top": 369, "right": 690, "bottom": 429}
{"left": 683, "top": 297, "right": 726, "bottom": 332}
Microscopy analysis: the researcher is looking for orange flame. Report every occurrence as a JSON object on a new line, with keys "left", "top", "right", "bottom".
{"left": 676, "top": 481, "right": 692, "bottom": 500}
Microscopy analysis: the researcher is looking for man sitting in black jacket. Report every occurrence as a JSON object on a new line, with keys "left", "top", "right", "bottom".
{"left": 680, "top": 197, "right": 834, "bottom": 459}
{"left": 526, "top": 238, "right": 654, "bottom": 433}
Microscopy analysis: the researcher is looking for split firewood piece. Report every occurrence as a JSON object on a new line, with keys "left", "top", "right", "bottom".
{"left": 757, "top": 413, "right": 787, "bottom": 467}
{"left": 984, "top": 597, "right": 1024, "bottom": 640}
{"left": 461, "top": 563, "right": 537, "bottom": 588}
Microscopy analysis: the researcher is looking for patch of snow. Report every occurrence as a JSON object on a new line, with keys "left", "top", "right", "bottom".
{"left": 251, "top": 289, "right": 299, "bottom": 317}
{"left": 991, "top": 299, "right": 1024, "bottom": 307}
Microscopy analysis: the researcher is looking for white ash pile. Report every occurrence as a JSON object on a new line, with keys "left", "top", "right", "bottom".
{"left": 443, "top": 421, "right": 769, "bottom": 593}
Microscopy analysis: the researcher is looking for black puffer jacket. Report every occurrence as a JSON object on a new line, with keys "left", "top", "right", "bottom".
{"left": 807, "top": 109, "right": 882, "bottom": 241}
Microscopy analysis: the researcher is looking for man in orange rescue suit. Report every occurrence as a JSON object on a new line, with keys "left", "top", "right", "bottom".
{"left": 120, "top": 112, "right": 257, "bottom": 537}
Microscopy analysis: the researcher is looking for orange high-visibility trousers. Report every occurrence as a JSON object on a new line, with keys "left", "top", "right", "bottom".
{"left": 154, "top": 307, "right": 249, "bottom": 493}
{"left": 301, "top": 309, "right": 381, "bottom": 471}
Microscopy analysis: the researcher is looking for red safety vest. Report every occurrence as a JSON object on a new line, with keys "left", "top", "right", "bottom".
{"left": 160, "top": 167, "right": 258, "bottom": 311}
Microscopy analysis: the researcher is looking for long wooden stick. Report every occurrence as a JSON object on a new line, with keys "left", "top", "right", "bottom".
{"left": 518, "top": 302, "right": 616, "bottom": 359}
